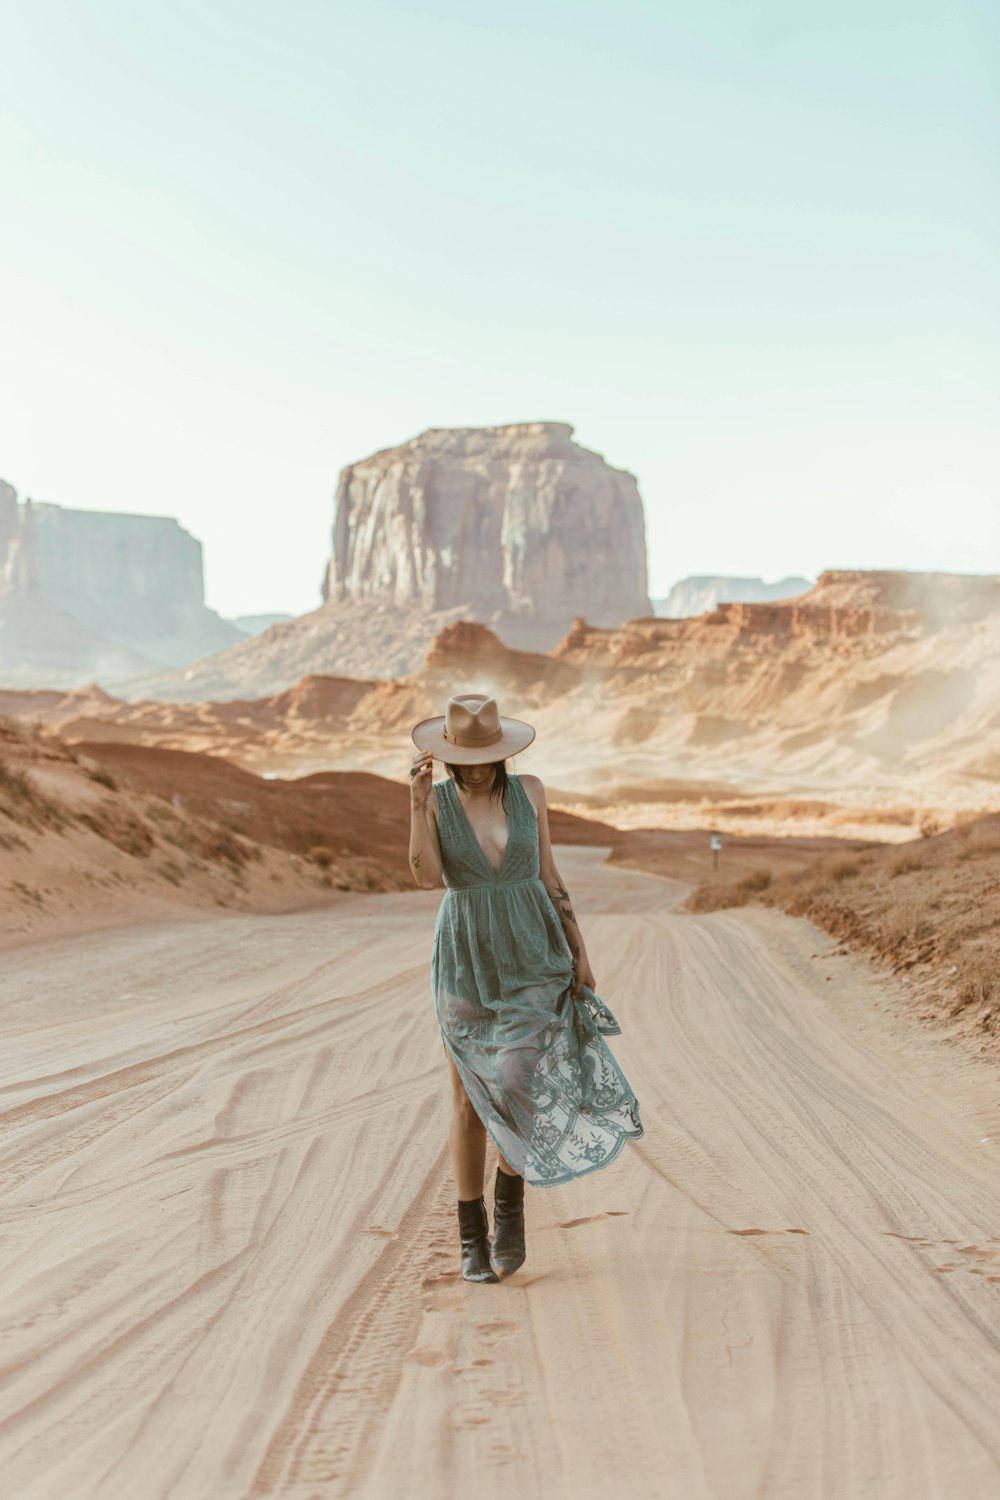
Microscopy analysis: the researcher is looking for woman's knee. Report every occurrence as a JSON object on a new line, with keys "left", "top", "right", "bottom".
{"left": 443, "top": 1044, "right": 483, "bottom": 1130}
{"left": 451, "top": 1089, "right": 483, "bottom": 1133}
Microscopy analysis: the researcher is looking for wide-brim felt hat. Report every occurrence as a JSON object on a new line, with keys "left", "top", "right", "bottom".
{"left": 411, "top": 693, "right": 536, "bottom": 764}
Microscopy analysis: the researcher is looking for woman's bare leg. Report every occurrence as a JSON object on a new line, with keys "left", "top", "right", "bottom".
{"left": 444, "top": 1042, "right": 521, "bottom": 1188}
{"left": 444, "top": 1044, "right": 488, "bottom": 1199}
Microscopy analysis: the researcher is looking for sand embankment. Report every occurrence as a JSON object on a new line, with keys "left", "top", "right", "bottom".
{"left": 2, "top": 847, "right": 1000, "bottom": 1499}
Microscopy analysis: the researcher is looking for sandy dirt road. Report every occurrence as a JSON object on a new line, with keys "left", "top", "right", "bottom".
{"left": 2, "top": 847, "right": 1000, "bottom": 1500}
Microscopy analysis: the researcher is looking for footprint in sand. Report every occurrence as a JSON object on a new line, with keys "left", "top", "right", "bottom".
{"left": 886, "top": 1234, "right": 1000, "bottom": 1277}
{"left": 482, "top": 1386, "right": 525, "bottom": 1406}
{"left": 558, "top": 1211, "right": 630, "bottom": 1229}
{"left": 727, "top": 1227, "right": 810, "bottom": 1237}
{"left": 477, "top": 1320, "right": 516, "bottom": 1343}
{"left": 422, "top": 1271, "right": 460, "bottom": 1289}
{"left": 425, "top": 1298, "right": 462, "bottom": 1314}
{"left": 406, "top": 1346, "right": 450, "bottom": 1368}
{"left": 455, "top": 1411, "right": 492, "bottom": 1428}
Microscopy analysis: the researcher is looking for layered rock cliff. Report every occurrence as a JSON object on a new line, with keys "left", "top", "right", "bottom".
{"left": 0, "top": 485, "right": 156, "bottom": 685}
{"left": 30, "top": 502, "right": 243, "bottom": 666}
{"left": 322, "top": 422, "right": 652, "bottom": 645}
{"left": 0, "top": 485, "right": 244, "bottom": 681}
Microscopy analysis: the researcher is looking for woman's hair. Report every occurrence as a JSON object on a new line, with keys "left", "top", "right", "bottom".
{"left": 446, "top": 758, "right": 509, "bottom": 809}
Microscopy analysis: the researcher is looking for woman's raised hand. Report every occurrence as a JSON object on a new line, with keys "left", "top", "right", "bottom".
{"left": 409, "top": 750, "right": 434, "bottom": 810}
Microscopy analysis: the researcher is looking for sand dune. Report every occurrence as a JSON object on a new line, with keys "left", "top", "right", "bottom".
{"left": 0, "top": 718, "right": 406, "bottom": 948}
{"left": 1, "top": 713, "right": 617, "bottom": 946}
{"left": 3, "top": 848, "right": 1000, "bottom": 1498}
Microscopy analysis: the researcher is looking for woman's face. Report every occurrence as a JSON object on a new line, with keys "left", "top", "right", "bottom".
{"left": 461, "top": 760, "right": 501, "bottom": 791}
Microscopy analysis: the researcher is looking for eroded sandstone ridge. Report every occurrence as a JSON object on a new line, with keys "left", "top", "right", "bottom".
{"left": 322, "top": 422, "right": 652, "bottom": 643}
{"left": 6, "top": 571, "right": 1000, "bottom": 805}
{"left": 654, "top": 574, "right": 812, "bottom": 618}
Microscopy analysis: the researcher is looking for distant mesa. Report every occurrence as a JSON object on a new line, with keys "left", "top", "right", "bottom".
{"left": 653, "top": 575, "right": 813, "bottom": 619}
{"left": 324, "top": 422, "right": 651, "bottom": 639}
{"left": 130, "top": 421, "right": 654, "bottom": 702}
{"left": 0, "top": 479, "right": 245, "bottom": 688}
{"left": 25, "top": 495, "right": 243, "bottom": 665}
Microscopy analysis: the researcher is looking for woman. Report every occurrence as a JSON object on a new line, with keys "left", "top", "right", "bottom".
{"left": 408, "top": 692, "right": 643, "bottom": 1284}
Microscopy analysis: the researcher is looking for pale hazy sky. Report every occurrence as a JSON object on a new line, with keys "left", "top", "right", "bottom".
{"left": 1, "top": 0, "right": 997, "bottom": 617}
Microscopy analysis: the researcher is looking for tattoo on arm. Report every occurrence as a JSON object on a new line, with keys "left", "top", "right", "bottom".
{"left": 410, "top": 852, "right": 422, "bottom": 869}
{"left": 551, "top": 880, "right": 577, "bottom": 926}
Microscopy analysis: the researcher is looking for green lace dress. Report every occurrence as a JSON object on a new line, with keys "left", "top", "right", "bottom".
{"left": 431, "top": 772, "right": 643, "bottom": 1186}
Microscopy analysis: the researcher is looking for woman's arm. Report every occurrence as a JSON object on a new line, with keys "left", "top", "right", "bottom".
{"left": 408, "top": 750, "right": 444, "bottom": 888}
{"left": 520, "top": 773, "right": 596, "bottom": 998}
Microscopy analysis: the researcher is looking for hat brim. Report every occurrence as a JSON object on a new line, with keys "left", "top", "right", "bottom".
{"left": 410, "top": 714, "right": 535, "bottom": 764}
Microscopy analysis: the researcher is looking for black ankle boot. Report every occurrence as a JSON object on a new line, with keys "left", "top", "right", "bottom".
{"left": 457, "top": 1195, "right": 499, "bottom": 1283}
{"left": 490, "top": 1167, "right": 526, "bottom": 1277}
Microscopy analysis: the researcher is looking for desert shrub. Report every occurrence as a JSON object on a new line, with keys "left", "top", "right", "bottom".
{"left": 919, "top": 814, "right": 942, "bottom": 839}
{"left": 950, "top": 959, "right": 995, "bottom": 1016}
{"left": 210, "top": 808, "right": 245, "bottom": 834}
{"left": 963, "top": 817, "right": 1000, "bottom": 854}
{"left": 308, "top": 845, "right": 335, "bottom": 869}
{"left": 878, "top": 900, "right": 933, "bottom": 954}
{"left": 688, "top": 879, "right": 743, "bottom": 912}
{"left": 0, "top": 756, "right": 68, "bottom": 830}
{"left": 145, "top": 800, "right": 178, "bottom": 823}
{"left": 10, "top": 879, "right": 44, "bottom": 906}
{"left": 86, "top": 765, "right": 118, "bottom": 792}
{"left": 890, "top": 852, "right": 925, "bottom": 878}
{"left": 187, "top": 821, "right": 251, "bottom": 867}
{"left": 828, "top": 858, "right": 861, "bottom": 882}
{"left": 77, "top": 808, "right": 155, "bottom": 857}
{"left": 687, "top": 865, "right": 775, "bottom": 913}
{"left": 0, "top": 755, "right": 39, "bottom": 803}
{"left": 157, "top": 816, "right": 195, "bottom": 849}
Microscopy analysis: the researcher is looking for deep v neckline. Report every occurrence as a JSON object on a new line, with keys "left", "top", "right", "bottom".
{"left": 449, "top": 775, "right": 515, "bottom": 880}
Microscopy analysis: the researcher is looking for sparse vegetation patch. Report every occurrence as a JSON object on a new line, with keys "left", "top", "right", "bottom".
{"left": 688, "top": 812, "right": 1000, "bottom": 1049}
